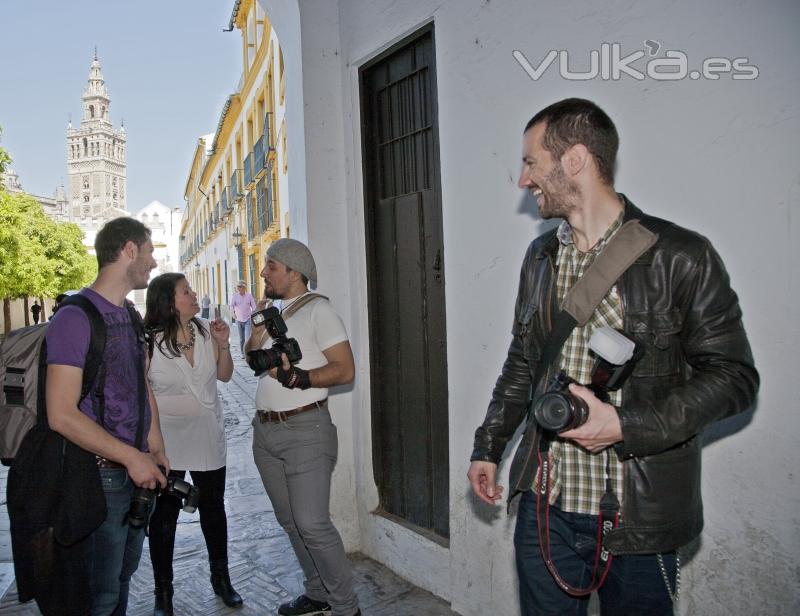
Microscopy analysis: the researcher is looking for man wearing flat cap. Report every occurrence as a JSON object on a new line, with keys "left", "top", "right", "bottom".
{"left": 246, "top": 238, "right": 361, "bottom": 616}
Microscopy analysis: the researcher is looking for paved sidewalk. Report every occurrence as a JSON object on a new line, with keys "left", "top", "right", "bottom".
{"left": 0, "top": 344, "right": 458, "bottom": 615}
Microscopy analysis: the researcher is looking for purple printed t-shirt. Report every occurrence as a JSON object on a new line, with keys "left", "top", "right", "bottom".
{"left": 45, "top": 288, "right": 151, "bottom": 451}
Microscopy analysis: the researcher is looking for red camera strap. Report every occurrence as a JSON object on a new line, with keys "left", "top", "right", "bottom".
{"left": 535, "top": 439, "right": 620, "bottom": 596}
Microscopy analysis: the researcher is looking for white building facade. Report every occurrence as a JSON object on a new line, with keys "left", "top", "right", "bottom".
{"left": 255, "top": 1, "right": 799, "bottom": 615}
{"left": 131, "top": 200, "right": 183, "bottom": 309}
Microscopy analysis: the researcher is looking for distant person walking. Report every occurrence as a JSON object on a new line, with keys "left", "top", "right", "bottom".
{"left": 201, "top": 293, "right": 211, "bottom": 319}
{"left": 230, "top": 281, "right": 256, "bottom": 356}
{"left": 30, "top": 301, "right": 41, "bottom": 324}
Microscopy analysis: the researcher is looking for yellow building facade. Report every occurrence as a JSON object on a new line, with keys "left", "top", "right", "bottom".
{"left": 180, "top": 0, "right": 288, "bottom": 313}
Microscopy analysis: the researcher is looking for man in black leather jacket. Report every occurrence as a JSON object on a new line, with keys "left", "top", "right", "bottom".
{"left": 468, "top": 98, "right": 758, "bottom": 615}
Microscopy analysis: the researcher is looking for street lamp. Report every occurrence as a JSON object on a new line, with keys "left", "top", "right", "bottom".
{"left": 232, "top": 227, "right": 242, "bottom": 240}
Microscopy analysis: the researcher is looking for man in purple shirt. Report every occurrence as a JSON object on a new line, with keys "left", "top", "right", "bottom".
{"left": 230, "top": 280, "right": 257, "bottom": 355}
{"left": 46, "top": 217, "right": 169, "bottom": 615}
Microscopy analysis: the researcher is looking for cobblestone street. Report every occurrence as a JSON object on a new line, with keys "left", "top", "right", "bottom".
{"left": 0, "top": 345, "right": 458, "bottom": 616}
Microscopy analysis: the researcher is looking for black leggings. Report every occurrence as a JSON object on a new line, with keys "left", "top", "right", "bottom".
{"left": 148, "top": 466, "right": 229, "bottom": 581}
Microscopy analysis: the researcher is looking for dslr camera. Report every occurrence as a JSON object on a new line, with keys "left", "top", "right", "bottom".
{"left": 246, "top": 307, "right": 302, "bottom": 376}
{"left": 532, "top": 327, "right": 641, "bottom": 432}
{"left": 128, "top": 470, "right": 200, "bottom": 529}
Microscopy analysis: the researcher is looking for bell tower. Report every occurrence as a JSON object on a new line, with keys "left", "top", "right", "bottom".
{"left": 67, "top": 48, "right": 127, "bottom": 228}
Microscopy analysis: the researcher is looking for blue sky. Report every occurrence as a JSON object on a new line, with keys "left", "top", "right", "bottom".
{"left": 0, "top": 1, "right": 243, "bottom": 212}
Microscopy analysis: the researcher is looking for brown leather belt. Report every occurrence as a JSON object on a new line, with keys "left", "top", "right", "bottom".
{"left": 256, "top": 399, "right": 327, "bottom": 423}
{"left": 96, "top": 456, "right": 125, "bottom": 469}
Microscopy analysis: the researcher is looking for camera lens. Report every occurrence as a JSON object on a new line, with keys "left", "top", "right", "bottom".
{"left": 245, "top": 348, "right": 282, "bottom": 376}
{"left": 533, "top": 391, "right": 589, "bottom": 432}
{"left": 128, "top": 487, "right": 156, "bottom": 529}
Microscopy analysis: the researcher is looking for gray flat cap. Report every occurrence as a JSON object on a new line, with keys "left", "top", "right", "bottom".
{"left": 267, "top": 238, "right": 317, "bottom": 283}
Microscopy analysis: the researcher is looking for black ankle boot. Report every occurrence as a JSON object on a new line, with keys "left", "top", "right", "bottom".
{"left": 210, "top": 558, "right": 243, "bottom": 608}
{"left": 153, "top": 578, "right": 174, "bottom": 616}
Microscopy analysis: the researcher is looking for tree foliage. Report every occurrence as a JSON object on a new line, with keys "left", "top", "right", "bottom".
{"left": 0, "top": 190, "right": 96, "bottom": 332}
{"left": 0, "top": 125, "right": 11, "bottom": 176}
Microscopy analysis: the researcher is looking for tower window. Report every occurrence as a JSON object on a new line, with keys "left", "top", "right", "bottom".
{"left": 83, "top": 138, "right": 88, "bottom": 157}
{"left": 89, "top": 105, "right": 95, "bottom": 118}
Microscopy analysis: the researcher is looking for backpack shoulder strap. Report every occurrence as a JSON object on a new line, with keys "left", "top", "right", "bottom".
{"left": 123, "top": 300, "right": 147, "bottom": 451}
{"left": 58, "top": 294, "right": 107, "bottom": 402}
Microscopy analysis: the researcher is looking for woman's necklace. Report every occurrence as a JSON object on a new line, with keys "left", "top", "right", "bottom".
{"left": 176, "top": 322, "right": 195, "bottom": 352}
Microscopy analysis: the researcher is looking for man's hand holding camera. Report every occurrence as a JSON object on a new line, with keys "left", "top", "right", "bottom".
{"left": 559, "top": 383, "right": 622, "bottom": 453}
{"left": 270, "top": 353, "right": 312, "bottom": 390}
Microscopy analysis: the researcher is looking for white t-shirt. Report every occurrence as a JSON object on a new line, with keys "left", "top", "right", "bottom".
{"left": 147, "top": 319, "right": 226, "bottom": 471}
{"left": 254, "top": 296, "right": 348, "bottom": 412}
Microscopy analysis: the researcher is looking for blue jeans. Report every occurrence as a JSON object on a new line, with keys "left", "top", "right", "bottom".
{"left": 514, "top": 490, "right": 677, "bottom": 616}
{"left": 236, "top": 319, "right": 252, "bottom": 354}
{"left": 85, "top": 468, "right": 146, "bottom": 616}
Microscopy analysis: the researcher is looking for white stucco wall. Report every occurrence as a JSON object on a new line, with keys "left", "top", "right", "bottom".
{"left": 259, "top": 0, "right": 799, "bottom": 614}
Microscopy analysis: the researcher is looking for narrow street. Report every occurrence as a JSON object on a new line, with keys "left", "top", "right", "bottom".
{"left": 0, "top": 339, "right": 458, "bottom": 616}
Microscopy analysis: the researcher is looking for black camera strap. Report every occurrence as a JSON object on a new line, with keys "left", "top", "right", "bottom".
{"left": 528, "top": 218, "right": 658, "bottom": 595}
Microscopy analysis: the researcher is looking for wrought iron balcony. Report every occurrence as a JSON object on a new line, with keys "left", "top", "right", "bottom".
{"left": 267, "top": 173, "right": 275, "bottom": 227}
{"left": 243, "top": 152, "right": 254, "bottom": 187}
{"left": 256, "top": 176, "right": 267, "bottom": 233}
{"left": 253, "top": 136, "right": 267, "bottom": 178}
{"left": 230, "top": 170, "right": 242, "bottom": 204}
{"left": 246, "top": 192, "right": 255, "bottom": 238}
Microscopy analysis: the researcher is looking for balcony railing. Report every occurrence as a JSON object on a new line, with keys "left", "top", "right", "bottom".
{"left": 253, "top": 136, "right": 265, "bottom": 177}
{"left": 246, "top": 192, "right": 255, "bottom": 239}
{"left": 256, "top": 176, "right": 267, "bottom": 233}
{"left": 243, "top": 152, "right": 253, "bottom": 187}
{"left": 229, "top": 170, "right": 241, "bottom": 204}
{"left": 264, "top": 112, "right": 273, "bottom": 155}
{"left": 267, "top": 173, "right": 275, "bottom": 227}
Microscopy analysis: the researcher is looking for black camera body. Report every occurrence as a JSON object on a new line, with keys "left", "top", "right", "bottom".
{"left": 128, "top": 472, "right": 200, "bottom": 529}
{"left": 532, "top": 327, "right": 642, "bottom": 433}
{"left": 247, "top": 307, "right": 302, "bottom": 376}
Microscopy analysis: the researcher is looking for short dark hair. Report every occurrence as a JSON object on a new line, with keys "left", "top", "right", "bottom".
{"left": 524, "top": 98, "right": 619, "bottom": 185}
{"left": 95, "top": 217, "right": 151, "bottom": 269}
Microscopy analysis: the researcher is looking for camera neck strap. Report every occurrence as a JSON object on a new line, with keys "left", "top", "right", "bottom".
{"left": 256, "top": 293, "right": 329, "bottom": 348}
{"left": 529, "top": 219, "right": 658, "bottom": 595}
{"left": 531, "top": 219, "right": 658, "bottom": 402}
{"left": 279, "top": 292, "right": 328, "bottom": 321}
{"left": 536, "top": 434, "right": 620, "bottom": 596}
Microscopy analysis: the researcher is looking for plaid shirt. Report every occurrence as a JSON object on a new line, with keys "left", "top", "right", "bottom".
{"left": 543, "top": 212, "right": 625, "bottom": 514}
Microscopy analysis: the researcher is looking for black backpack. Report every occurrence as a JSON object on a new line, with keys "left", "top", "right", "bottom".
{"left": 0, "top": 294, "right": 107, "bottom": 465}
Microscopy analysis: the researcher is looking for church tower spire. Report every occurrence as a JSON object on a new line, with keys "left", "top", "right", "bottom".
{"left": 82, "top": 50, "right": 111, "bottom": 124}
{"left": 67, "top": 49, "right": 128, "bottom": 234}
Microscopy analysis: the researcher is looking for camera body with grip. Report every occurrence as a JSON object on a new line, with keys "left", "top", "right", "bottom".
{"left": 246, "top": 306, "right": 302, "bottom": 376}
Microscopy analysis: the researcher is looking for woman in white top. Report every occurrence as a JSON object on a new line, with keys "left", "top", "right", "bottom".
{"left": 144, "top": 273, "right": 241, "bottom": 615}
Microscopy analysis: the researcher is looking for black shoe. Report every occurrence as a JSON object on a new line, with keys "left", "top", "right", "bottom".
{"left": 210, "top": 558, "right": 244, "bottom": 608}
{"left": 277, "top": 594, "right": 332, "bottom": 615}
{"left": 153, "top": 579, "right": 174, "bottom": 616}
